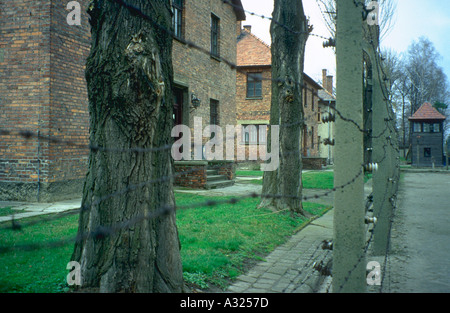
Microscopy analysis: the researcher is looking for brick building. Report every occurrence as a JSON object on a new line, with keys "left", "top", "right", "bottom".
{"left": 171, "top": 0, "right": 245, "bottom": 157}
{"left": 409, "top": 102, "right": 447, "bottom": 167}
{"left": 236, "top": 26, "right": 326, "bottom": 168}
{"left": 171, "top": 0, "right": 245, "bottom": 188}
{"left": 318, "top": 69, "right": 336, "bottom": 164}
{"left": 0, "top": 0, "right": 246, "bottom": 199}
{"left": 0, "top": 0, "right": 91, "bottom": 201}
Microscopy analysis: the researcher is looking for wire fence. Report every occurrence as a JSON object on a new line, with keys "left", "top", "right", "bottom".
{"left": 0, "top": 0, "right": 401, "bottom": 293}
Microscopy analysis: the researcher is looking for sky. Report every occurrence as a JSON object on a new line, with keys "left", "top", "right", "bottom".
{"left": 239, "top": 0, "right": 450, "bottom": 87}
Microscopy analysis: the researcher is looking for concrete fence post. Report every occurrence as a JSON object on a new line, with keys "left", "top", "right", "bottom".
{"left": 370, "top": 40, "right": 394, "bottom": 256}
{"left": 332, "top": 0, "right": 366, "bottom": 293}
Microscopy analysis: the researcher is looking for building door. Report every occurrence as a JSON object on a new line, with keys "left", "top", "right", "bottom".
{"left": 172, "top": 87, "right": 185, "bottom": 159}
{"left": 173, "top": 87, "right": 184, "bottom": 127}
{"left": 302, "top": 125, "right": 308, "bottom": 157}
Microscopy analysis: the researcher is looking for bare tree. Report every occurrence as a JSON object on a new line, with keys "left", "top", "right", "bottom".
{"left": 258, "top": 0, "right": 310, "bottom": 216}
{"left": 71, "top": 0, "right": 184, "bottom": 292}
{"left": 405, "top": 37, "right": 450, "bottom": 115}
{"left": 389, "top": 37, "right": 450, "bottom": 153}
{"left": 317, "top": 0, "right": 397, "bottom": 41}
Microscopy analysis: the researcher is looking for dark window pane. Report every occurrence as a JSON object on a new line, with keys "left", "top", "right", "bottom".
{"left": 211, "top": 15, "right": 220, "bottom": 56}
{"left": 210, "top": 100, "right": 219, "bottom": 125}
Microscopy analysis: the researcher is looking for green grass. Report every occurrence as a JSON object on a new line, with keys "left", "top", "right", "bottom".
{"left": 235, "top": 170, "right": 265, "bottom": 177}
{"left": 0, "top": 207, "right": 25, "bottom": 217}
{"left": 0, "top": 194, "right": 330, "bottom": 292}
{"left": 237, "top": 170, "right": 335, "bottom": 189}
{"left": 0, "top": 213, "right": 79, "bottom": 293}
{"left": 237, "top": 170, "right": 372, "bottom": 190}
{"left": 176, "top": 193, "right": 329, "bottom": 289}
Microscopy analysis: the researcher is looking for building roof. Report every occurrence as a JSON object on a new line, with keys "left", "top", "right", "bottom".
{"left": 318, "top": 89, "right": 335, "bottom": 102}
{"left": 408, "top": 102, "right": 446, "bottom": 121}
{"left": 237, "top": 28, "right": 323, "bottom": 91}
{"left": 237, "top": 29, "right": 271, "bottom": 67}
{"left": 231, "top": 0, "right": 246, "bottom": 21}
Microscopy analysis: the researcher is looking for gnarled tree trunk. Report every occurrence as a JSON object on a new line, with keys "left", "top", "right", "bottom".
{"left": 258, "top": 0, "right": 309, "bottom": 216}
{"left": 71, "top": 0, "right": 184, "bottom": 292}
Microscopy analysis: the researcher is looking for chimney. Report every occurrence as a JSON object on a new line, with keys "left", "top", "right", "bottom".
{"left": 326, "top": 75, "right": 333, "bottom": 94}
{"left": 243, "top": 25, "right": 252, "bottom": 33}
{"left": 322, "top": 69, "right": 328, "bottom": 92}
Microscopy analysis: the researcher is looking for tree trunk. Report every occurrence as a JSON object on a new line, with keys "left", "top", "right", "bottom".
{"left": 258, "top": 0, "right": 309, "bottom": 216}
{"left": 71, "top": 0, "right": 184, "bottom": 292}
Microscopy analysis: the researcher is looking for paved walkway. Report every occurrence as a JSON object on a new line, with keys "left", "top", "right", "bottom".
{"left": 0, "top": 198, "right": 81, "bottom": 223}
{"left": 224, "top": 179, "right": 373, "bottom": 293}
{"left": 226, "top": 208, "right": 334, "bottom": 293}
{"left": 382, "top": 171, "right": 450, "bottom": 293}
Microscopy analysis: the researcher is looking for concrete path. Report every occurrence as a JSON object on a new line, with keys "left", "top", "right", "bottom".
{"left": 225, "top": 179, "right": 373, "bottom": 293}
{"left": 382, "top": 171, "right": 450, "bottom": 293}
{"left": 0, "top": 198, "right": 81, "bottom": 223}
{"left": 226, "top": 208, "right": 334, "bottom": 293}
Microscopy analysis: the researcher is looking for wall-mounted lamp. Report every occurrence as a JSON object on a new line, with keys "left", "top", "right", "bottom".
{"left": 191, "top": 93, "right": 201, "bottom": 109}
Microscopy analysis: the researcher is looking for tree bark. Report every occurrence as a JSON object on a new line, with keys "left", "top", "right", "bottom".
{"left": 71, "top": 0, "right": 184, "bottom": 292}
{"left": 258, "top": 0, "right": 309, "bottom": 216}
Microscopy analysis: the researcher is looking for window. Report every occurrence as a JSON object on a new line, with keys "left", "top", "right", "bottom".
{"left": 424, "top": 148, "right": 431, "bottom": 158}
{"left": 242, "top": 125, "right": 267, "bottom": 144}
{"left": 211, "top": 14, "right": 220, "bottom": 57}
{"left": 210, "top": 99, "right": 219, "bottom": 126}
{"left": 246, "top": 73, "right": 262, "bottom": 98}
{"left": 303, "top": 88, "right": 307, "bottom": 107}
{"left": 172, "top": 0, "right": 183, "bottom": 39}
{"left": 433, "top": 123, "right": 441, "bottom": 133}
{"left": 423, "top": 123, "right": 431, "bottom": 133}
{"left": 413, "top": 122, "right": 422, "bottom": 133}
{"left": 311, "top": 127, "right": 314, "bottom": 149}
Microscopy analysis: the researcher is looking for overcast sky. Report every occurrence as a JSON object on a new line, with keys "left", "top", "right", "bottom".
{"left": 239, "top": 0, "right": 450, "bottom": 87}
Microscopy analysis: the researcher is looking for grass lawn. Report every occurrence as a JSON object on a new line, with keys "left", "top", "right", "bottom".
{"left": 237, "top": 170, "right": 335, "bottom": 189}
{"left": 0, "top": 193, "right": 330, "bottom": 292}
{"left": 237, "top": 170, "right": 372, "bottom": 190}
{"left": 0, "top": 207, "right": 25, "bottom": 217}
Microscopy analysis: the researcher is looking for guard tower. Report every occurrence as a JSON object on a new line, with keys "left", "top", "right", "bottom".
{"left": 409, "top": 102, "right": 447, "bottom": 167}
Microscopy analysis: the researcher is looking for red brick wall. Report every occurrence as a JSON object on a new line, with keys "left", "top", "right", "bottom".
{"left": 47, "top": 0, "right": 90, "bottom": 182}
{"left": 1, "top": 0, "right": 240, "bottom": 200}
{"left": 236, "top": 70, "right": 322, "bottom": 161}
{"left": 174, "top": 162, "right": 208, "bottom": 188}
{"left": 0, "top": 0, "right": 91, "bottom": 201}
{"left": 236, "top": 67, "right": 271, "bottom": 122}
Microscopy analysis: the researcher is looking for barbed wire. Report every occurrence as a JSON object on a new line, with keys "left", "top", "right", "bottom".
{"left": 0, "top": 165, "right": 364, "bottom": 254}
{"left": 0, "top": 0, "right": 401, "bottom": 293}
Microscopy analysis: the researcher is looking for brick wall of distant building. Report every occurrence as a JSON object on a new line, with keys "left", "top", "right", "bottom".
{"left": 236, "top": 69, "right": 322, "bottom": 162}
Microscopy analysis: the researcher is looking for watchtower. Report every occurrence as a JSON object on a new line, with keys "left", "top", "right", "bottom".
{"left": 409, "top": 103, "right": 447, "bottom": 167}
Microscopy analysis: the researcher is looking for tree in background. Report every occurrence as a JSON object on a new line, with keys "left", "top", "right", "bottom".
{"left": 404, "top": 37, "right": 450, "bottom": 115}
{"left": 317, "top": 0, "right": 397, "bottom": 42}
{"left": 258, "top": 0, "right": 310, "bottom": 216}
